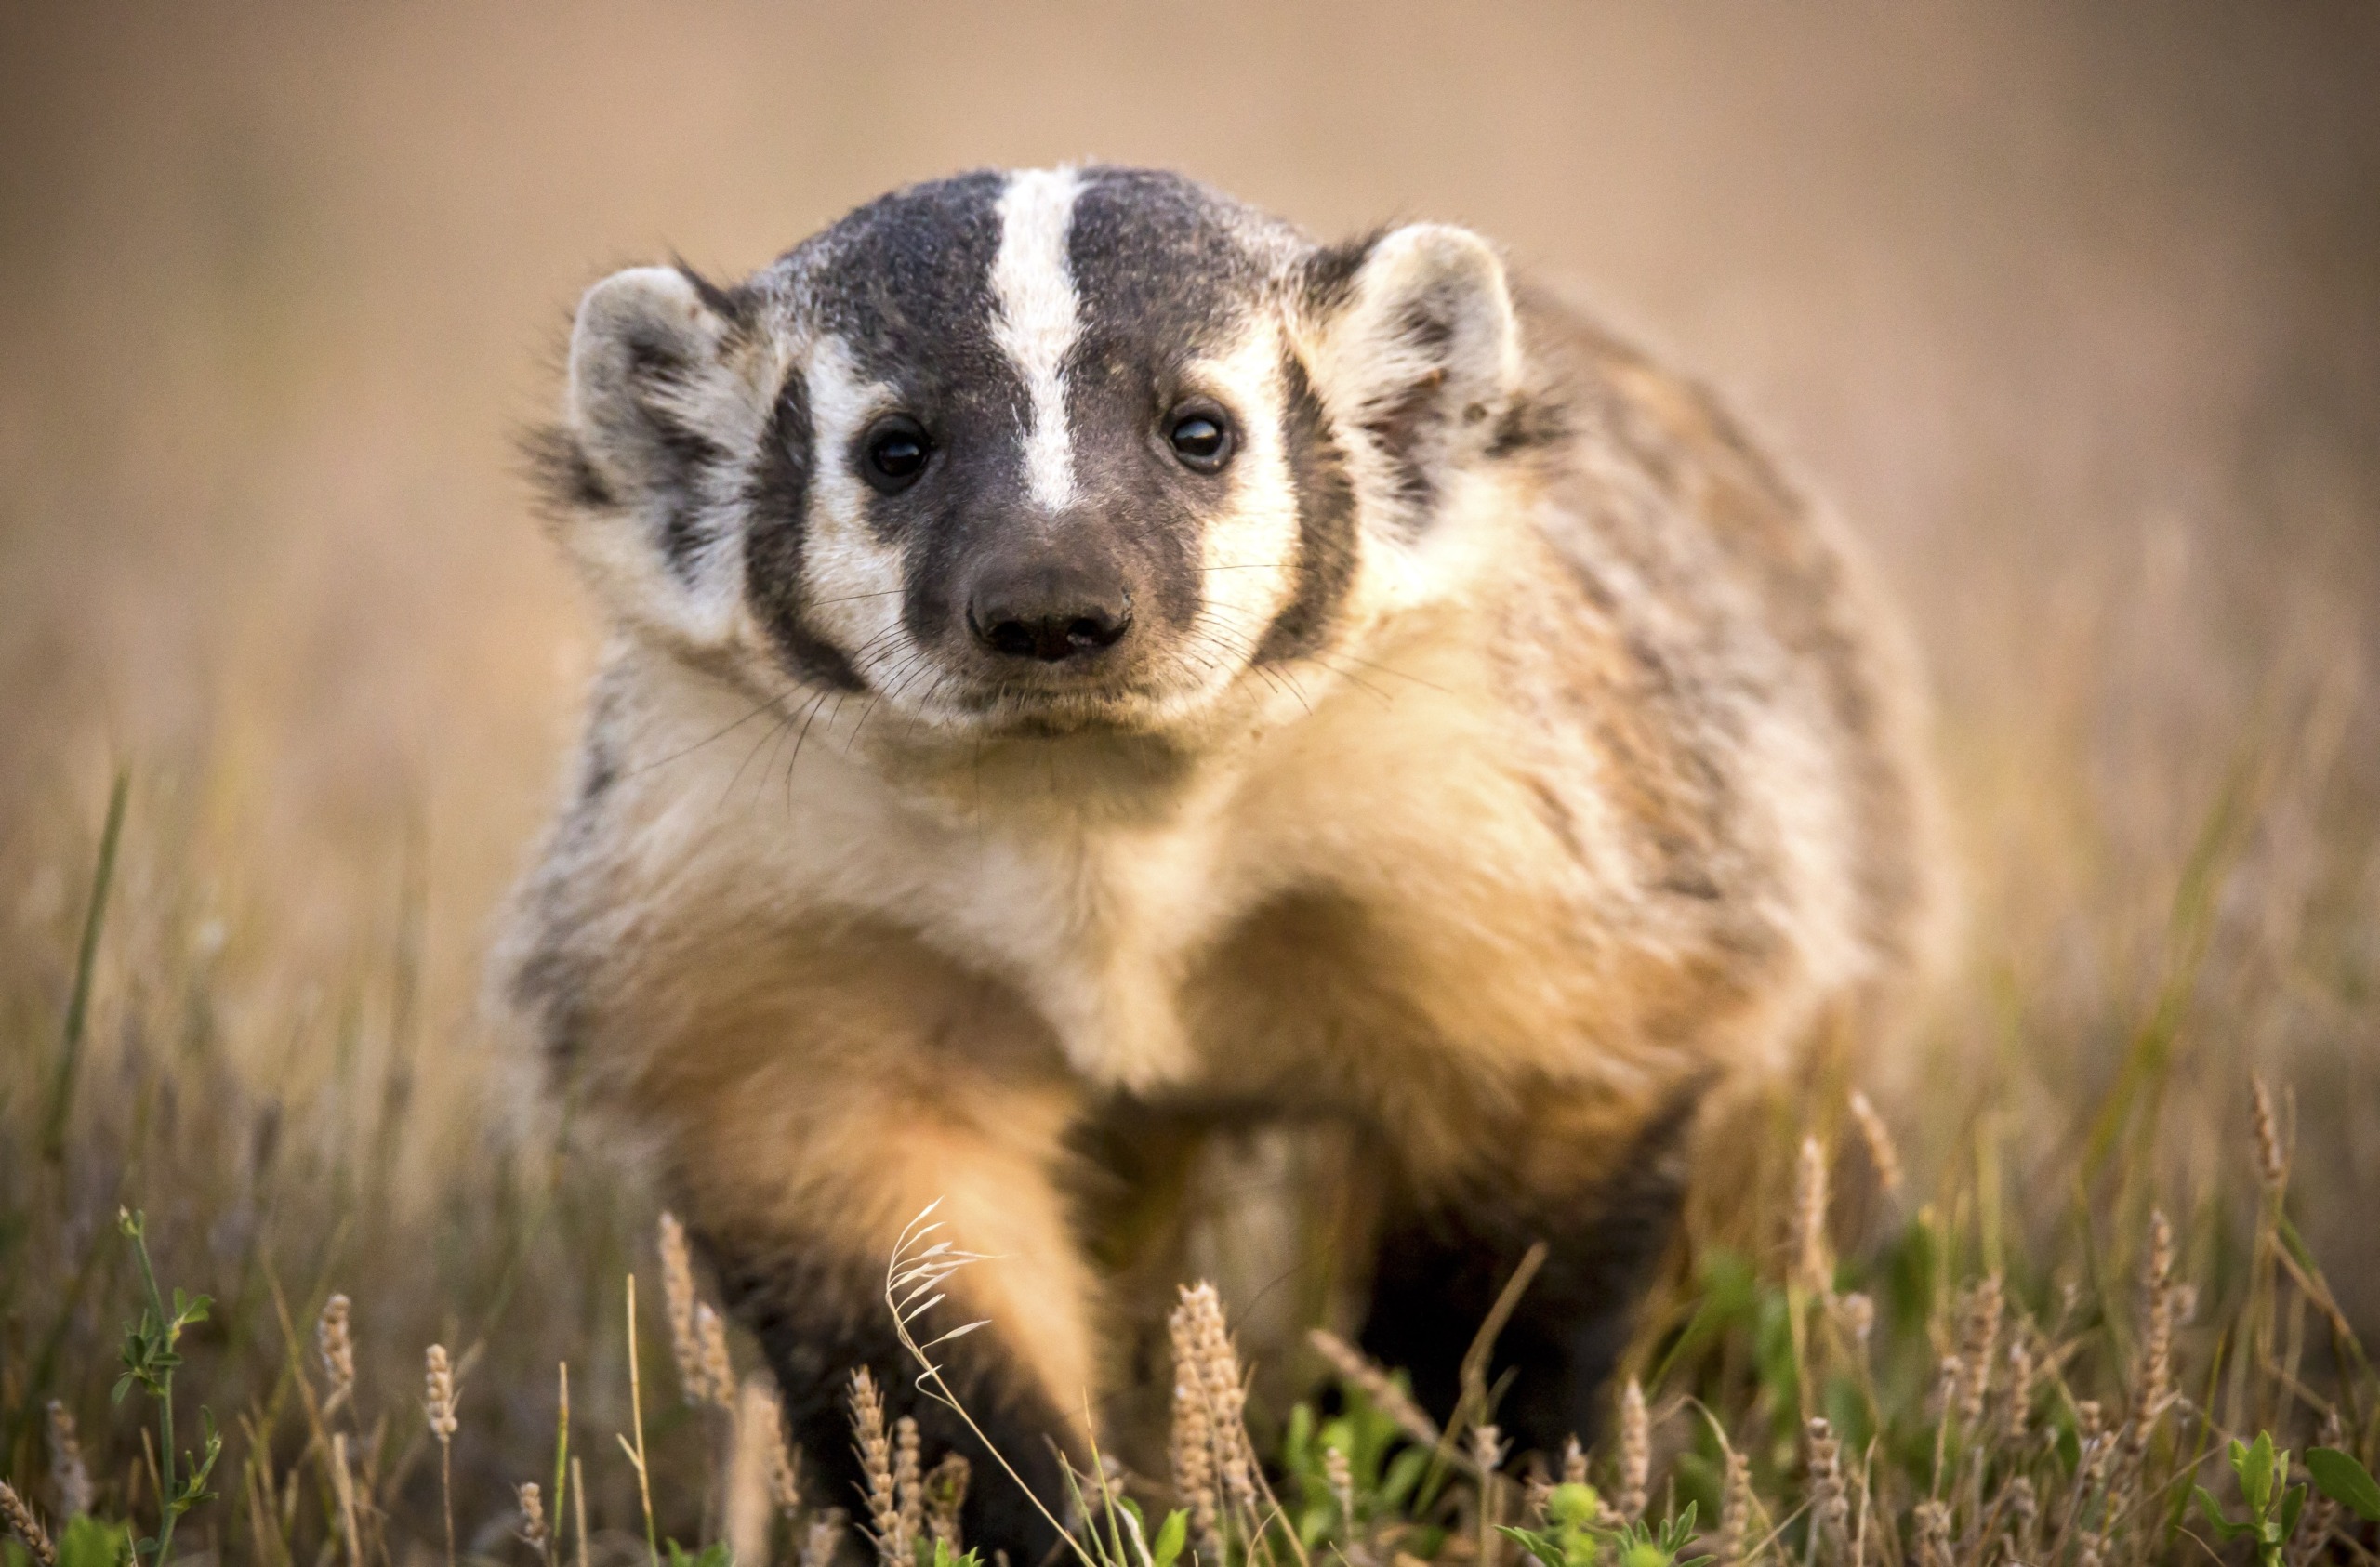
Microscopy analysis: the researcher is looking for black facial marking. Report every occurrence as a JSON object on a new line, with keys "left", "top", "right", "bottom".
{"left": 745, "top": 366, "right": 865, "bottom": 691}
{"left": 796, "top": 170, "right": 1016, "bottom": 403}
{"left": 672, "top": 258, "right": 753, "bottom": 332}
{"left": 1069, "top": 167, "right": 1271, "bottom": 349}
{"left": 1352, "top": 289, "right": 1481, "bottom": 530}
{"left": 1299, "top": 231, "right": 1383, "bottom": 319}
{"left": 1488, "top": 391, "right": 1570, "bottom": 458}
{"left": 522, "top": 425, "right": 616, "bottom": 515}
{"left": 1256, "top": 350, "right": 1359, "bottom": 664}
{"left": 609, "top": 321, "right": 735, "bottom": 582}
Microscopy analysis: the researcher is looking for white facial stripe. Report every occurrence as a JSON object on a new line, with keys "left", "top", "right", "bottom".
{"left": 990, "top": 167, "right": 1085, "bottom": 511}
{"left": 799, "top": 336, "right": 907, "bottom": 673}
{"left": 1193, "top": 323, "right": 1302, "bottom": 663}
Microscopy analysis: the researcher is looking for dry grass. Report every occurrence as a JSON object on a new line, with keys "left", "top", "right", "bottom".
{"left": 3, "top": 813, "right": 2377, "bottom": 1565}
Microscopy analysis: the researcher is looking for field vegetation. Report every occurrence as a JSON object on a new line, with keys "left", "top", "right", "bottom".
{"left": 4, "top": 7, "right": 2376, "bottom": 1566}
{"left": 3, "top": 718, "right": 2378, "bottom": 1566}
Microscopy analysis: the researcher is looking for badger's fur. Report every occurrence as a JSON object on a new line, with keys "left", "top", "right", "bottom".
{"left": 502, "top": 166, "right": 1934, "bottom": 1555}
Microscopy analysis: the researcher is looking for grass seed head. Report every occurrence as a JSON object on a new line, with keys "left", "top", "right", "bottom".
{"left": 925, "top": 1453, "right": 971, "bottom": 1547}
{"left": 516, "top": 1482, "right": 548, "bottom": 1549}
{"left": 694, "top": 1300, "right": 736, "bottom": 1415}
{"left": 1326, "top": 1444, "right": 1356, "bottom": 1525}
{"left": 2003, "top": 1327, "right": 2036, "bottom": 1439}
{"left": 1715, "top": 1446, "right": 1752, "bottom": 1567}
{"left": 1176, "top": 1282, "right": 1258, "bottom": 1508}
{"left": 1792, "top": 1135, "right": 1831, "bottom": 1295}
{"left": 1170, "top": 1284, "right": 1227, "bottom": 1560}
{"left": 745, "top": 1376, "right": 801, "bottom": 1515}
{"left": 317, "top": 1293, "right": 356, "bottom": 1416}
{"left": 1933, "top": 1353, "right": 1963, "bottom": 1422}
{"left": 2127, "top": 1209, "right": 2176, "bottom": 1456}
{"left": 1615, "top": 1377, "right": 1649, "bottom": 1522}
{"left": 1805, "top": 1416, "right": 1848, "bottom": 1558}
{"left": 2251, "top": 1077, "right": 2288, "bottom": 1193}
{"left": 1911, "top": 1498, "right": 1951, "bottom": 1567}
{"left": 728, "top": 1373, "right": 804, "bottom": 1561}
{"left": 1957, "top": 1274, "right": 2002, "bottom": 1423}
{"left": 1560, "top": 1433, "right": 1587, "bottom": 1487}
{"left": 849, "top": 1367, "right": 908, "bottom": 1562}
{"left": 893, "top": 1414, "right": 925, "bottom": 1547}
{"left": 424, "top": 1343, "right": 459, "bottom": 1442}
{"left": 45, "top": 1400, "right": 91, "bottom": 1519}
{"left": 659, "top": 1211, "right": 712, "bottom": 1406}
{"left": 1170, "top": 1304, "right": 1223, "bottom": 1558}
{"left": 0, "top": 1481, "right": 54, "bottom": 1567}
{"left": 1847, "top": 1090, "right": 1903, "bottom": 1196}
{"left": 802, "top": 1509, "right": 849, "bottom": 1567}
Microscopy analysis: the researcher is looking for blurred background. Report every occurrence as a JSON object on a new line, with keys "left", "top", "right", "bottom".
{"left": 2, "top": 0, "right": 2377, "bottom": 1537}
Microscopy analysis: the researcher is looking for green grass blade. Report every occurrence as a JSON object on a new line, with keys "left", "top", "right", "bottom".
{"left": 40, "top": 766, "right": 128, "bottom": 1163}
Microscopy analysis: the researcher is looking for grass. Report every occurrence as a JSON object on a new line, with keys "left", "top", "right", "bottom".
{"left": 3, "top": 725, "right": 2378, "bottom": 1567}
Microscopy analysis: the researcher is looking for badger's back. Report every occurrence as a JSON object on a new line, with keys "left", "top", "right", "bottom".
{"left": 1436, "top": 281, "right": 1940, "bottom": 1079}
{"left": 1523, "top": 280, "right": 1936, "bottom": 1061}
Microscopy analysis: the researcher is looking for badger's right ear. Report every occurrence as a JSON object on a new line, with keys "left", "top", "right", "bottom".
{"left": 535, "top": 265, "right": 764, "bottom": 649}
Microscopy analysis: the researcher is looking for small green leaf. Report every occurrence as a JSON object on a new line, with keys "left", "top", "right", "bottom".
{"left": 1282, "top": 1402, "right": 1316, "bottom": 1476}
{"left": 55, "top": 1516, "right": 131, "bottom": 1567}
{"left": 2197, "top": 1485, "right": 2252, "bottom": 1543}
{"left": 661, "top": 1542, "right": 734, "bottom": 1567}
{"left": 2281, "top": 1482, "right": 2307, "bottom": 1542}
{"left": 1496, "top": 1526, "right": 1571, "bottom": 1567}
{"left": 2236, "top": 1432, "right": 2277, "bottom": 1517}
{"left": 1151, "top": 1508, "right": 1188, "bottom": 1567}
{"left": 1379, "top": 1445, "right": 1429, "bottom": 1509}
{"left": 2308, "top": 1448, "right": 2380, "bottom": 1522}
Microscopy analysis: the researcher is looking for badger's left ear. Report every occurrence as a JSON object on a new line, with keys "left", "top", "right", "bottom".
{"left": 1293, "top": 223, "right": 1522, "bottom": 536}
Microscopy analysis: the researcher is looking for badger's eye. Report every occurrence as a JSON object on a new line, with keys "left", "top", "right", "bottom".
{"left": 862, "top": 415, "right": 931, "bottom": 492}
{"left": 1167, "top": 405, "right": 1234, "bottom": 473}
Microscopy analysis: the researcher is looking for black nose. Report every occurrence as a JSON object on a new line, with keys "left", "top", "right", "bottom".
{"left": 968, "top": 563, "right": 1133, "bottom": 664}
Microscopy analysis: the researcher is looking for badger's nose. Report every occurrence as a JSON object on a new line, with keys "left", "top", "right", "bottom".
{"left": 967, "top": 560, "right": 1133, "bottom": 663}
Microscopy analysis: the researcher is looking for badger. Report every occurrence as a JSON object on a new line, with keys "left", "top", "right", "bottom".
{"left": 503, "top": 165, "right": 1933, "bottom": 1555}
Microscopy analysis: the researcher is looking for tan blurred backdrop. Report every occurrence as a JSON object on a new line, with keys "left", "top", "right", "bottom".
{"left": 3, "top": 4, "right": 2377, "bottom": 1311}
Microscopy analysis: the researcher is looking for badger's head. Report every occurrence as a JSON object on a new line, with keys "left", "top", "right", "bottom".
{"left": 537, "top": 166, "right": 1530, "bottom": 740}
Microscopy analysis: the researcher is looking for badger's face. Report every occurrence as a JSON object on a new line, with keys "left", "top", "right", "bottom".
{"left": 542, "top": 167, "right": 1524, "bottom": 739}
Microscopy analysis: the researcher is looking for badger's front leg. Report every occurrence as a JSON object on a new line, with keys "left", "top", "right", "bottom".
{"left": 1357, "top": 1080, "right": 1703, "bottom": 1460}
{"left": 628, "top": 935, "right": 1097, "bottom": 1563}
